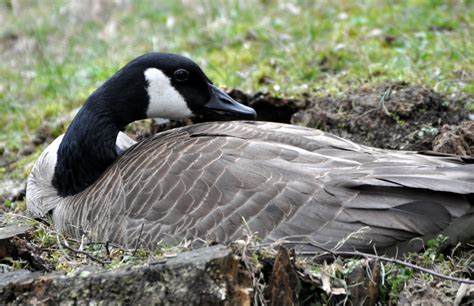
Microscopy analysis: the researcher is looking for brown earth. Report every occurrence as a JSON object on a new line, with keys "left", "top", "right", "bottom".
{"left": 145, "top": 81, "right": 473, "bottom": 155}
{"left": 236, "top": 81, "right": 471, "bottom": 153}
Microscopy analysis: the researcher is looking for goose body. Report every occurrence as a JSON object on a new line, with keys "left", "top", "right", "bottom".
{"left": 26, "top": 53, "right": 474, "bottom": 254}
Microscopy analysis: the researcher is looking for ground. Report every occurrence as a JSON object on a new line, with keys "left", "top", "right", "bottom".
{"left": 0, "top": 0, "right": 473, "bottom": 304}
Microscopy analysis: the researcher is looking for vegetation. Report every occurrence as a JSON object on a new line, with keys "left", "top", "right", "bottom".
{"left": 1, "top": 0, "right": 473, "bottom": 303}
{"left": 1, "top": 0, "right": 472, "bottom": 154}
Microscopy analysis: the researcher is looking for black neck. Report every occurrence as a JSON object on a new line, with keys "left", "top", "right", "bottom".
{"left": 52, "top": 100, "right": 124, "bottom": 197}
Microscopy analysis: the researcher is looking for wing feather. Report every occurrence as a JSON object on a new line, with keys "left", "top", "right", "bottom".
{"left": 54, "top": 121, "right": 474, "bottom": 253}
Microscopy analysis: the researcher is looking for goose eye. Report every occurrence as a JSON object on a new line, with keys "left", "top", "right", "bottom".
{"left": 174, "top": 69, "right": 189, "bottom": 82}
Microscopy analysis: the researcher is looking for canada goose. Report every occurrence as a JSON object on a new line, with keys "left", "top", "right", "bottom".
{"left": 26, "top": 53, "right": 474, "bottom": 254}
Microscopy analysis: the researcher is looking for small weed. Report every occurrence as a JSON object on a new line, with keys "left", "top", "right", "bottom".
{"left": 33, "top": 226, "right": 57, "bottom": 249}
{"left": 423, "top": 235, "right": 449, "bottom": 263}
{"left": 4, "top": 198, "right": 12, "bottom": 209}
{"left": 383, "top": 265, "right": 414, "bottom": 303}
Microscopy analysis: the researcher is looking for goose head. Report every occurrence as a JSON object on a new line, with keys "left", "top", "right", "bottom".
{"left": 93, "top": 53, "right": 256, "bottom": 125}
{"left": 27, "top": 53, "right": 256, "bottom": 216}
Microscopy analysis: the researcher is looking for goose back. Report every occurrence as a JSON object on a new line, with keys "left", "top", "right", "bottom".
{"left": 52, "top": 121, "right": 474, "bottom": 253}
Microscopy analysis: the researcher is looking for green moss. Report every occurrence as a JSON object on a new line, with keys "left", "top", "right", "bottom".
{"left": 384, "top": 265, "right": 414, "bottom": 303}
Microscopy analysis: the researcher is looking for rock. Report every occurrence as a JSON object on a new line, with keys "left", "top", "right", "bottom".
{"left": 0, "top": 270, "right": 35, "bottom": 282}
{"left": 0, "top": 225, "right": 31, "bottom": 241}
{"left": 0, "top": 224, "right": 50, "bottom": 273}
{"left": 0, "top": 225, "right": 32, "bottom": 258}
{"left": 0, "top": 245, "right": 253, "bottom": 305}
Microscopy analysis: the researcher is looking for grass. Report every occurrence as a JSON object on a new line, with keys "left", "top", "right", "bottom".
{"left": 3, "top": 212, "right": 470, "bottom": 304}
{"left": 1, "top": 0, "right": 472, "bottom": 155}
{"left": 0, "top": 0, "right": 473, "bottom": 302}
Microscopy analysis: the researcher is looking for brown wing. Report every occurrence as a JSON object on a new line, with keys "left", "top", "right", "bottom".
{"left": 55, "top": 121, "right": 474, "bottom": 253}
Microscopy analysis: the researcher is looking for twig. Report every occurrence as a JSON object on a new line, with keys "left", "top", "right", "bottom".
{"left": 66, "top": 237, "right": 122, "bottom": 249}
{"left": 78, "top": 225, "right": 92, "bottom": 245}
{"left": 251, "top": 241, "right": 474, "bottom": 285}
{"left": 379, "top": 85, "right": 392, "bottom": 116}
{"left": 56, "top": 235, "right": 73, "bottom": 262}
{"left": 331, "top": 251, "right": 474, "bottom": 285}
{"left": 79, "top": 234, "right": 86, "bottom": 251}
{"left": 332, "top": 226, "right": 371, "bottom": 252}
{"left": 250, "top": 237, "right": 336, "bottom": 256}
{"left": 60, "top": 242, "right": 111, "bottom": 265}
{"left": 105, "top": 241, "right": 110, "bottom": 256}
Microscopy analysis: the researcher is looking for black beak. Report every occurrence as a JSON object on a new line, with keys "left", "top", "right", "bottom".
{"left": 203, "top": 84, "right": 257, "bottom": 119}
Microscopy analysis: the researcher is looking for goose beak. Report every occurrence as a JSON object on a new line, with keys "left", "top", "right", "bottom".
{"left": 203, "top": 84, "right": 257, "bottom": 119}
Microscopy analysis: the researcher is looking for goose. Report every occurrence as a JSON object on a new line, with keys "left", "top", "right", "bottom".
{"left": 26, "top": 53, "right": 474, "bottom": 254}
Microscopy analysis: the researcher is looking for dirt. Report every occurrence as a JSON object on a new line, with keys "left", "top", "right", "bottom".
{"left": 433, "top": 121, "right": 474, "bottom": 156}
{"left": 134, "top": 81, "right": 473, "bottom": 155}
{"left": 289, "top": 81, "right": 471, "bottom": 152}
{"left": 398, "top": 279, "right": 458, "bottom": 305}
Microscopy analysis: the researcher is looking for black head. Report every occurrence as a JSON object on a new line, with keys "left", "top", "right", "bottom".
{"left": 94, "top": 53, "right": 256, "bottom": 126}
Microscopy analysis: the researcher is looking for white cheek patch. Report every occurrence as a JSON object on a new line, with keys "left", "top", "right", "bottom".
{"left": 144, "top": 68, "right": 193, "bottom": 119}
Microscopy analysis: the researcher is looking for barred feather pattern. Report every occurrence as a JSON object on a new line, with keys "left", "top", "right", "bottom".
{"left": 52, "top": 121, "right": 474, "bottom": 253}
